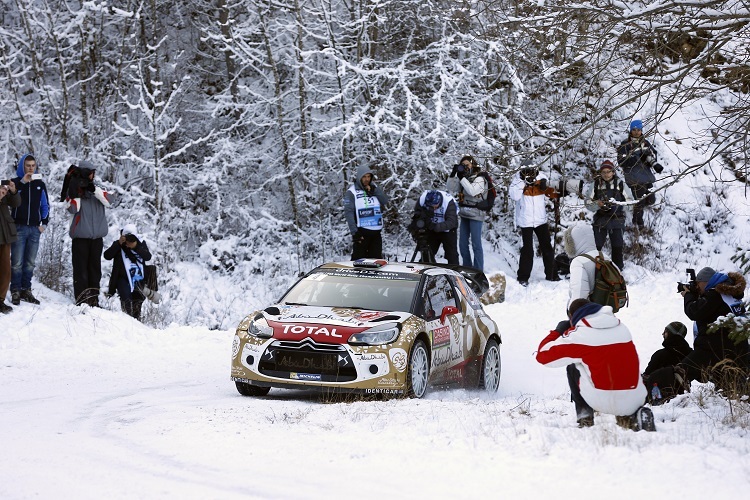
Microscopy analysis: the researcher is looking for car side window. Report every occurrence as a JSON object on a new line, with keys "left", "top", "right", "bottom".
{"left": 450, "top": 275, "right": 482, "bottom": 310}
{"left": 421, "top": 275, "right": 458, "bottom": 321}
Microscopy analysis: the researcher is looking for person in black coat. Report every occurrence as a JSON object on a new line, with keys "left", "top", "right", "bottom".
{"left": 104, "top": 224, "right": 152, "bottom": 321}
{"left": 643, "top": 321, "right": 693, "bottom": 376}
{"left": 678, "top": 267, "right": 748, "bottom": 386}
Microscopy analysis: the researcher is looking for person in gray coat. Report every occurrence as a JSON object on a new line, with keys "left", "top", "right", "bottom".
{"left": 343, "top": 164, "right": 390, "bottom": 260}
{"left": 0, "top": 180, "right": 21, "bottom": 313}
{"left": 65, "top": 161, "right": 111, "bottom": 306}
{"left": 616, "top": 119, "right": 663, "bottom": 228}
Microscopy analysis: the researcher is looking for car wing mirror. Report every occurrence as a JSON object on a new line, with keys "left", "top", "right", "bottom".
{"left": 440, "top": 305, "right": 459, "bottom": 325}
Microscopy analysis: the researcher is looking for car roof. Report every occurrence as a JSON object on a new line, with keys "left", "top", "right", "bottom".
{"left": 318, "top": 259, "right": 446, "bottom": 275}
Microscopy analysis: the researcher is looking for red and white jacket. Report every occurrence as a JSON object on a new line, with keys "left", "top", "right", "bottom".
{"left": 536, "top": 306, "right": 647, "bottom": 416}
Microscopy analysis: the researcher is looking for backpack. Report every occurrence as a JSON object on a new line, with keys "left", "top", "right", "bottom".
{"left": 579, "top": 252, "right": 628, "bottom": 312}
{"left": 474, "top": 172, "right": 497, "bottom": 212}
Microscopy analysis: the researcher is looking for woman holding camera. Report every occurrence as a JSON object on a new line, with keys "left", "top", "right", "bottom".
{"left": 447, "top": 155, "right": 486, "bottom": 271}
{"left": 0, "top": 179, "right": 21, "bottom": 313}
{"left": 104, "top": 224, "right": 153, "bottom": 321}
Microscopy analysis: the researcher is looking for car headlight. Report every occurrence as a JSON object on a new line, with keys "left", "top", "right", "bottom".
{"left": 248, "top": 314, "right": 273, "bottom": 338}
{"left": 348, "top": 323, "right": 400, "bottom": 346}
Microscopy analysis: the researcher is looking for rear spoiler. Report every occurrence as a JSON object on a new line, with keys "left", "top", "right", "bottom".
{"left": 427, "top": 264, "right": 490, "bottom": 296}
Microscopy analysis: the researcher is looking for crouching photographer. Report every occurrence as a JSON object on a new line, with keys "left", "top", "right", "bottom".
{"left": 409, "top": 190, "right": 458, "bottom": 264}
{"left": 104, "top": 224, "right": 160, "bottom": 322}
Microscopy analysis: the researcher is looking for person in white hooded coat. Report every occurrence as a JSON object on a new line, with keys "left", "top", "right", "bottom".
{"left": 563, "top": 222, "right": 604, "bottom": 306}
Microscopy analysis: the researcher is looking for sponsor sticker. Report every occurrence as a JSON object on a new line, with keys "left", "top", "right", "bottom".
{"left": 232, "top": 336, "right": 241, "bottom": 358}
{"left": 290, "top": 372, "right": 322, "bottom": 381}
{"left": 389, "top": 348, "right": 408, "bottom": 373}
{"left": 432, "top": 325, "right": 450, "bottom": 346}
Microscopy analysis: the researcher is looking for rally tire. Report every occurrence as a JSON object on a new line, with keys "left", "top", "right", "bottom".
{"left": 479, "top": 338, "right": 501, "bottom": 392}
{"left": 235, "top": 381, "right": 271, "bottom": 397}
{"left": 407, "top": 339, "right": 430, "bottom": 398}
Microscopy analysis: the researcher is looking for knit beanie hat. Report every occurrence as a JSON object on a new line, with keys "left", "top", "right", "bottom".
{"left": 696, "top": 267, "right": 716, "bottom": 282}
{"left": 599, "top": 160, "right": 615, "bottom": 172}
{"left": 665, "top": 321, "right": 687, "bottom": 338}
{"left": 629, "top": 119, "right": 643, "bottom": 131}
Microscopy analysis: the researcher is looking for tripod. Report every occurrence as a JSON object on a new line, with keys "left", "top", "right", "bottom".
{"left": 410, "top": 235, "right": 435, "bottom": 264}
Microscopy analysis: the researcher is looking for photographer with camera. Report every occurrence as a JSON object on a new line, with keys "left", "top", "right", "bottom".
{"left": 104, "top": 224, "right": 157, "bottom": 321}
{"left": 0, "top": 178, "right": 21, "bottom": 313}
{"left": 508, "top": 161, "right": 559, "bottom": 286}
{"left": 409, "top": 190, "right": 458, "bottom": 264}
{"left": 446, "top": 155, "right": 485, "bottom": 271}
{"left": 616, "top": 119, "right": 662, "bottom": 228}
{"left": 585, "top": 160, "right": 634, "bottom": 270}
{"left": 676, "top": 267, "right": 748, "bottom": 388}
{"left": 65, "top": 161, "right": 111, "bottom": 307}
{"left": 9, "top": 154, "right": 49, "bottom": 306}
{"left": 343, "top": 163, "right": 390, "bottom": 260}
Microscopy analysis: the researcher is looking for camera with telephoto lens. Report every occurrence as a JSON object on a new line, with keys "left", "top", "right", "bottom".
{"left": 454, "top": 163, "right": 466, "bottom": 173}
{"left": 677, "top": 268, "right": 697, "bottom": 293}
{"left": 124, "top": 233, "right": 138, "bottom": 244}
{"left": 520, "top": 167, "right": 538, "bottom": 185}
{"left": 408, "top": 205, "right": 434, "bottom": 240}
{"left": 139, "top": 284, "right": 161, "bottom": 304}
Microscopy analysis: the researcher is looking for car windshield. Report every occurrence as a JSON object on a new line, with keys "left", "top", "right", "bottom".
{"left": 281, "top": 270, "right": 420, "bottom": 312}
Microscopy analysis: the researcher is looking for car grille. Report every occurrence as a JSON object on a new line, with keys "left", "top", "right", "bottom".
{"left": 258, "top": 338, "right": 357, "bottom": 382}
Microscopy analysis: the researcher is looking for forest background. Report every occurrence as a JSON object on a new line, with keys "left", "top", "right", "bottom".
{"left": 1, "top": 0, "right": 749, "bottom": 328}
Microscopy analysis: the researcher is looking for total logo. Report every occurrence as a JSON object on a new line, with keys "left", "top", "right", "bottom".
{"left": 281, "top": 324, "right": 342, "bottom": 338}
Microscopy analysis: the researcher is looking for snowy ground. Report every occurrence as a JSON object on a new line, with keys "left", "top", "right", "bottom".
{"left": 2, "top": 262, "right": 749, "bottom": 500}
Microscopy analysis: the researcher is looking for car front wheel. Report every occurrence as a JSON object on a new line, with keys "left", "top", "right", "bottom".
{"left": 479, "top": 338, "right": 501, "bottom": 392}
{"left": 407, "top": 339, "right": 430, "bottom": 398}
{"left": 235, "top": 381, "right": 271, "bottom": 397}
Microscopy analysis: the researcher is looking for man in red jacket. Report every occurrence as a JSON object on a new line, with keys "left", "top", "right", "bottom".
{"left": 536, "top": 299, "right": 654, "bottom": 431}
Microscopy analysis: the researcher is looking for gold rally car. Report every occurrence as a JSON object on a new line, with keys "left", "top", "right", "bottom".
{"left": 231, "top": 259, "right": 502, "bottom": 398}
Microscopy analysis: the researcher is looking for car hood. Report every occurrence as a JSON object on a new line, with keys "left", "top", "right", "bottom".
{"left": 264, "top": 305, "right": 411, "bottom": 344}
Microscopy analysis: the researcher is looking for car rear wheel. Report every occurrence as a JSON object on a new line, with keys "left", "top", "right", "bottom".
{"left": 407, "top": 339, "right": 430, "bottom": 398}
{"left": 479, "top": 338, "right": 501, "bottom": 392}
{"left": 235, "top": 381, "right": 271, "bottom": 397}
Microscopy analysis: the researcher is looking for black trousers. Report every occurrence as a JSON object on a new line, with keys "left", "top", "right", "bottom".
{"left": 115, "top": 277, "right": 145, "bottom": 320}
{"left": 628, "top": 182, "right": 655, "bottom": 227}
{"left": 593, "top": 225, "right": 624, "bottom": 269}
{"left": 72, "top": 237, "right": 103, "bottom": 306}
{"left": 426, "top": 230, "right": 459, "bottom": 265}
{"left": 567, "top": 364, "right": 594, "bottom": 420}
{"left": 351, "top": 228, "right": 383, "bottom": 260}
{"left": 518, "top": 224, "right": 556, "bottom": 281}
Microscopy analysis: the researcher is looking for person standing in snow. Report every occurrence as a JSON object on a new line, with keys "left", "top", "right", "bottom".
{"left": 411, "top": 190, "right": 459, "bottom": 264}
{"left": 585, "top": 160, "right": 633, "bottom": 270}
{"left": 677, "top": 267, "right": 748, "bottom": 386}
{"left": 0, "top": 178, "right": 21, "bottom": 313}
{"left": 9, "top": 154, "right": 49, "bottom": 306}
{"left": 446, "top": 155, "right": 486, "bottom": 271}
{"left": 616, "top": 119, "right": 662, "bottom": 228}
{"left": 536, "top": 298, "right": 653, "bottom": 431}
{"left": 104, "top": 224, "right": 153, "bottom": 321}
{"left": 562, "top": 222, "right": 608, "bottom": 307}
{"left": 343, "top": 163, "right": 389, "bottom": 260}
{"left": 508, "top": 161, "right": 559, "bottom": 285}
{"left": 65, "top": 161, "right": 111, "bottom": 307}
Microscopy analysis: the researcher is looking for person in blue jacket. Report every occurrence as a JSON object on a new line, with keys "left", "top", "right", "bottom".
{"left": 10, "top": 154, "right": 49, "bottom": 305}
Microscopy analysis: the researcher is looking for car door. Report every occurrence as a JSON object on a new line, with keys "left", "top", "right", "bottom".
{"left": 420, "top": 274, "right": 463, "bottom": 384}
